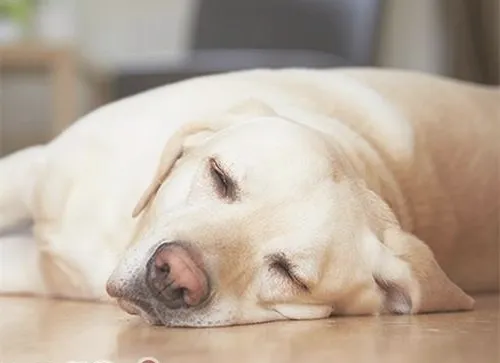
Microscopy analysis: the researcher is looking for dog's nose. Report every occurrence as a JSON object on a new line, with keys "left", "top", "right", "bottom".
{"left": 147, "top": 243, "right": 209, "bottom": 309}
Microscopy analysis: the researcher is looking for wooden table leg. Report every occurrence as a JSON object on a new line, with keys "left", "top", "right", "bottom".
{"left": 51, "top": 52, "right": 78, "bottom": 136}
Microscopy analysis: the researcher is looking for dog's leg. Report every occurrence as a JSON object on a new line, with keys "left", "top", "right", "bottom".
{"left": 0, "top": 146, "right": 46, "bottom": 233}
{"left": 0, "top": 232, "right": 48, "bottom": 295}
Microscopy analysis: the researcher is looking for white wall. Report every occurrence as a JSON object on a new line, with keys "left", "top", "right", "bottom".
{"left": 77, "top": 0, "right": 197, "bottom": 70}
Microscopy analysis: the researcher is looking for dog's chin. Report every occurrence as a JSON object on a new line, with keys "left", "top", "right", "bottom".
{"left": 117, "top": 298, "right": 287, "bottom": 328}
{"left": 129, "top": 306, "right": 238, "bottom": 327}
{"left": 117, "top": 300, "right": 209, "bottom": 327}
{"left": 138, "top": 311, "right": 289, "bottom": 328}
{"left": 116, "top": 299, "right": 162, "bottom": 325}
{"left": 139, "top": 311, "right": 163, "bottom": 326}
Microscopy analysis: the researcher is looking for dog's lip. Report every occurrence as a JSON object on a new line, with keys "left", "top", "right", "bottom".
{"left": 118, "top": 299, "right": 139, "bottom": 315}
{"left": 117, "top": 297, "right": 159, "bottom": 321}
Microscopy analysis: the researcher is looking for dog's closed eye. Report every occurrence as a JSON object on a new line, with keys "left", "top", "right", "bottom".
{"left": 209, "top": 157, "right": 238, "bottom": 201}
{"left": 267, "top": 253, "right": 310, "bottom": 292}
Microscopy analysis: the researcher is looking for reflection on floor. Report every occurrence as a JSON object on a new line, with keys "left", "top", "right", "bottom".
{"left": 1, "top": 295, "right": 498, "bottom": 363}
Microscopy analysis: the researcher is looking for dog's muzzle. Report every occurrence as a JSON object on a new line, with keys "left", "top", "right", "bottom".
{"left": 107, "top": 242, "right": 210, "bottom": 320}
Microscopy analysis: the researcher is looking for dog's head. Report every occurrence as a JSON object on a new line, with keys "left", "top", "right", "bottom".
{"left": 106, "top": 100, "right": 473, "bottom": 327}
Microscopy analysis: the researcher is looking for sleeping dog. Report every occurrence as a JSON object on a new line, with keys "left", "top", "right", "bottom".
{"left": 0, "top": 68, "right": 498, "bottom": 326}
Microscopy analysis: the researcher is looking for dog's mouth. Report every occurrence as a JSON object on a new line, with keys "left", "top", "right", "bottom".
{"left": 117, "top": 296, "right": 207, "bottom": 327}
{"left": 117, "top": 298, "right": 163, "bottom": 325}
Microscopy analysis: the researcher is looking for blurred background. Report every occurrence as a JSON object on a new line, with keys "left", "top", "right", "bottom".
{"left": 0, "top": 0, "right": 498, "bottom": 156}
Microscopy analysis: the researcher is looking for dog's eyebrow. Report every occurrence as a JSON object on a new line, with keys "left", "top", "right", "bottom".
{"left": 266, "top": 253, "right": 310, "bottom": 292}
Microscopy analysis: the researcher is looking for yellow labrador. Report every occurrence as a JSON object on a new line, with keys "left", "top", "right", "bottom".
{"left": 0, "top": 68, "right": 498, "bottom": 327}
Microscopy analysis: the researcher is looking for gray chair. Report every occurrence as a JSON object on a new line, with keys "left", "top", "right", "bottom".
{"left": 115, "top": 0, "right": 383, "bottom": 98}
{"left": 192, "top": 0, "right": 382, "bottom": 67}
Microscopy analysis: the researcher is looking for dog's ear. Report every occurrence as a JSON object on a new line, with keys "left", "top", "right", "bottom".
{"left": 359, "top": 186, "right": 474, "bottom": 314}
{"left": 132, "top": 99, "right": 277, "bottom": 217}
{"left": 131, "top": 123, "right": 215, "bottom": 217}
{"left": 373, "top": 228, "right": 475, "bottom": 314}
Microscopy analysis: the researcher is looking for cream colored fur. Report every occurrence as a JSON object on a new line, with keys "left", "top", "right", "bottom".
{"left": 0, "top": 68, "right": 498, "bottom": 326}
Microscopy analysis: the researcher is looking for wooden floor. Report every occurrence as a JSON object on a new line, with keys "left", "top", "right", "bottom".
{"left": 1, "top": 294, "right": 498, "bottom": 363}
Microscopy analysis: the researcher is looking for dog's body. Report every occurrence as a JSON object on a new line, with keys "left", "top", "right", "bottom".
{"left": 0, "top": 68, "right": 498, "bottom": 326}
